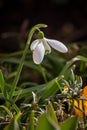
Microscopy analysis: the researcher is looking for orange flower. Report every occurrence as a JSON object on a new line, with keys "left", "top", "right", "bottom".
{"left": 74, "top": 86, "right": 87, "bottom": 118}
{"left": 82, "top": 86, "right": 87, "bottom": 98}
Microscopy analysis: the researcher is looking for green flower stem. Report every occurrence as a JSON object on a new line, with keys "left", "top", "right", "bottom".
{"left": 9, "top": 24, "right": 47, "bottom": 100}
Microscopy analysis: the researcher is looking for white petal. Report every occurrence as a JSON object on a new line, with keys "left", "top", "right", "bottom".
{"left": 43, "top": 39, "right": 51, "bottom": 54}
{"left": 30, "top": 39, "right": 39, "bottom": 51}
{"left": 33, "top": 43, "right": 45, "bottom": 64}
{"left": 45, "top": 38, "right": 68, "bottom": 53}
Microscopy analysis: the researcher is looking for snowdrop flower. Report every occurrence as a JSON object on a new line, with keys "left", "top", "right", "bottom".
{"left": 30, "top": 37, "right": 68, "bottom": 64}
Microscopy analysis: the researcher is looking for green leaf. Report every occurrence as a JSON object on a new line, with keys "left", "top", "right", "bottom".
{"left": 58, "top": 55, "right": 87, "bottom": 81}
{"left": 47, "top": 101, "right": 58, "bottom": 124}
{"left": 0, "top": 70, "right": 5, "bottom": 95}
{"left": 46, "top": 102, "right": 60, "bottom": 130}
{"left": 3, "top": 76, "right": 63, "bottom": 101}
{"left": 4, "top": 112, "right": 21, "bottom": 130}
{"left": 29, "top": 110, "right": 34, "bottom": 130}
{"left": 36, "top": 114, "right": 60, "bottom": 130}
{"left": 36, "top": 102, "right": 60, "bottom": 130}
{"left": 0, "top": 105, "right": 13, "bottom": 118}
{"left": 37, "top": 76, "right": 63, "bottom": 99}
{"left": 60, "top": 116, "right": 78, "bottom": 130}
{"left": 15, "top": 112, "right": 22, "bottom": 123}
{"left": 60, "top": 55, "right": 87, "bottom": 76}
{"left": 4, "top": 119, "right": 20, "bottom": 130}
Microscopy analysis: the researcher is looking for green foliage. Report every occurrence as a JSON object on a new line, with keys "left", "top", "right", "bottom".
{"left": 0, "top": 70, "right": 5, "bottom": 95}
{"left": 0, "top": 105, "right": 13, "bottom": 118}
{"left": 60, "top": 116, "right": 78, "bottom": 130}
{"left": 47, "top": 101, "right": 58, "bottom": 124}
{"left": 36, "top": 102, "right": 60, "bottom": 130}
{"left": 4, "top": 119, "right": 19, "bottom": 130}
{"left": 4, "top": 112, "right": 21, "bottom": 130}
{"left": 36, "top": 114, "right": 60, "bottom": 130}
{"left": 0, "top": 24, "right": 87, "bottom": 130}
{"left": 36, "top": 102, "right": 78, "bottom": 130}
{"left": 29, "top": 110, "right": 34, "bottom": 130}
{"left": 37, "top": 76, "right": 63, "bottom": 99}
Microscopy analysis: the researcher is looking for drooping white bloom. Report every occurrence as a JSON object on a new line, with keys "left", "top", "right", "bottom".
{"left": 30, "top": 37, "right": 68, "bottom": 64}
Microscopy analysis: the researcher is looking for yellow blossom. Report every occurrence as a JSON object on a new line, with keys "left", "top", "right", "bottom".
{"left": 74, "top": 86, "right": 87, "bottom": 119}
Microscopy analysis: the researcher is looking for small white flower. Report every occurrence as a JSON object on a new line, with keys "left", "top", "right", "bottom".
{"left": 30, "top": 37, "right": 68, "bottom": 64}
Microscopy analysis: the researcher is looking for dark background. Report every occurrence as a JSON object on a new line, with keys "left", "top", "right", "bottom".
{"left": 0, "top": 0, "right": 87, "bottom": 52}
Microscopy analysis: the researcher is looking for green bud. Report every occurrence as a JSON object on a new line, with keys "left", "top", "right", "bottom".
{"left": 38, "top": 31, "right": 44, "bottom": 39}
{"left": 45, "top": 49, "right": 51, "bottom": 54}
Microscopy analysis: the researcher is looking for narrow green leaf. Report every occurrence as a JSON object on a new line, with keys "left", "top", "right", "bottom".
{"left": 29, "top": 110, "right": 34, "bottom": 130}
{"left": 4, "top": 118, "right": 20, "bottom": 130}
{"left": 0, "top": 105, "right": 13, "bottom": 118}
{"left": 15, "top": 112, "right": 22, "bottom": 123}
{"left": 4, "top": 76, "right": 63, "bottom": 101}
{"left": 60, "top": 116, "right": 78, "bottom": 130}
{"left": 47, "top": 101, "right": 58, "bottom": 124}
{"left": 46, "top": 102, "right": 60, "bottom": 130}
{"left": 4, "top": 112, "right": 21, "bottom": 130}
{"left": 37, "top": 76, "right": 63, "bottom": 99}
{"left": 0, "top": 70, "right": 5, "bottom": 95}
{"left": 60, "top": 55, "right": 87, "bottom": 76}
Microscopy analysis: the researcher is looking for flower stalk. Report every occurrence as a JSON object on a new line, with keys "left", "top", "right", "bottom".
{"left": 9, "top": 24, "right": 47, "bottom": 100}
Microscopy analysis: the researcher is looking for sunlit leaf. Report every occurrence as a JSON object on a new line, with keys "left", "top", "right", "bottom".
{"left": 36, "top": 114, "right": 60, "bottom": 130}
{"left": 60, "top": 116, "right": 78, "bottom": 130}
{"left": 47, "top": 101, "right": 58, "bottom": 124}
